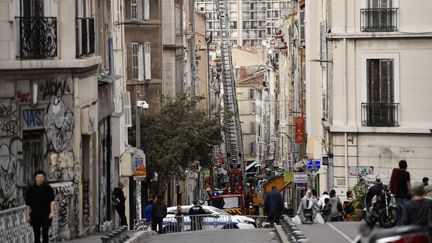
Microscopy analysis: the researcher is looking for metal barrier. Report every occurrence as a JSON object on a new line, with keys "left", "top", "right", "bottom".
{"left": 133, "top": 219, "right": 149, "bottom": 231}
{"left": 162, "top": 214, "right": 242, "bottom": 234}
{"left": 101, "top": 226, "right": 129, "bottom": 243}
{"left": 243, "top": 215, "right": 270, "bottom": 228}
{"left": 0, "top": 205, "right": 34, "bottom": 243}
{"left": 280, "top": 215, "right": 308, "bottom": 242}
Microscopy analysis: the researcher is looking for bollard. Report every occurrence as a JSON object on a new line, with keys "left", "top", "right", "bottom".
{"left": 101, "top": 235, "right": 111, "bottom": 243}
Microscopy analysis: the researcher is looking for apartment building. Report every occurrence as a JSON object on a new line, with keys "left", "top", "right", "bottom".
{"left": 195, "top": 0, "right": 290, "bottom": 47}
{"left": 124, "top": 0, "right": 162, "bottom": 112}
{"left": 306, "top": 0, "right": 432, "bottom": 195}
{"left": 0, "top": 0, "right": 110, "bottom": 240}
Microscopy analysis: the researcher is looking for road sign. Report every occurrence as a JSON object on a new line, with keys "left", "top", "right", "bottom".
{"left": 294, "top": 172, "right": 308, "bottom": 184}
{"left": 307, "top": 160, "right": 321, "bottom": 170}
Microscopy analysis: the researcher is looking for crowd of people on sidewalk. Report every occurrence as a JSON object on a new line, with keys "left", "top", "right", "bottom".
{"left": 291, "top": 159, "right": 432, "bottom": 227}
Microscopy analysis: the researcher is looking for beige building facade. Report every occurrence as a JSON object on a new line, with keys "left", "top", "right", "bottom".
{"left": 307, "top": 0, "right": 432, "bottom": 195}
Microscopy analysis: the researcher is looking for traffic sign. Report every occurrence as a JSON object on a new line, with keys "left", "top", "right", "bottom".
{"left": 307, "top": 160, "right": 321, "bottom": 170}
{"left": 294, "top": 172, "right": 308, "bottom": 184}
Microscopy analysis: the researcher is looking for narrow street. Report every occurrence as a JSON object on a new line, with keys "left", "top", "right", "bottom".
{"left": 143, "top": 229, "right": 280, "bottom": 243}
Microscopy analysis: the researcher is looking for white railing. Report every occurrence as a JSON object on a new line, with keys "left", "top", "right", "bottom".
{"left": 0, "top": 206, "right": 34, "bottom": 243}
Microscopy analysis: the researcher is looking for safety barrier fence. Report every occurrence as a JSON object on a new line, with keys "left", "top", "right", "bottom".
{"left": 280, "top": 215, "right": 308, "bottom": 242}
{"left": 101, "top": 226, "right": 129, "bottom": 243}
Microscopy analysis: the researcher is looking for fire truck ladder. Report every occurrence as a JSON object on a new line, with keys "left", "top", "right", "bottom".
{"left": 216, "top": 0, "right": 244, "bottom": 171}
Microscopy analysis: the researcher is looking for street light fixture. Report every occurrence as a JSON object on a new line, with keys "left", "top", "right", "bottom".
{"left": 136, "top": 100, "right": 149, "bottom": 148}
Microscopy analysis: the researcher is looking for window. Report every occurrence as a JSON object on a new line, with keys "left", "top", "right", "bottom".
{"left": 250, "top": 121, "right": 256, "bottom": 133}
{"left": 131, "top": 42, "right": 140, "bottom": 80}
{"left": 131, "top": 42, "right": 151, "bottom": 81}
{"left": 249, "top": 142, "right": 255, "bottom": 154}
{"left": 362, "top": 58, "right": 399, "bottom": 127}
{"left": 250, "top": 102, "right": 256, "bottom": 114}
{"left": 361, "top": 0, "right": 397, "bottom": 32}
{"left": 131, "top": 0, "right": 138, "bottom": 20}
{"left": 249, "top": 89, "right": 255, "bottom": 99}
{"left": 23, "top": 132, "right": 44, "bottom": 186}
{"left": 131, "top": 0, "right": 150, "bottom": 20}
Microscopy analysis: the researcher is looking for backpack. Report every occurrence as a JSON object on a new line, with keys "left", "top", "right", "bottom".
{"left": 322, "top": 204, "right": 331, "bottom": 215}
{"left": 390, "top": 168, "right": 400, "bottom": 195}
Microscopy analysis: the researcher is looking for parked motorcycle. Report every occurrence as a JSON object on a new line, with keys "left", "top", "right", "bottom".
{"left": 362, "top": 176, "right": 397, "bottom": 228}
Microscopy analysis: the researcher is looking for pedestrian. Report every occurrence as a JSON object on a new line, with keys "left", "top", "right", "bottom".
{"left": 25, "top": 170, "right": 56, "bottom": 243}
{"left": 297, "top": 190, "right": 314, "bottom": 224}
{"left": 112, "top": 182, "right": 128, "bottom": 226}
{"left": 343, "top": 191, "right": 354, "bottom": 216}
{"left": 401, "top": 183, "right": 432, "bottom": 226}
{"left": 317, "top": 191, "right": 330, "bottom": 209}
{"left": 328, "top": 189, "right": 343, "bottom": 222}
{"left": 152, "top": 195, "right": 167, "bottom": 233}
{"left": 144, "top": 200, "right": 153, "bottom": 227}
{"left": 423, "top": 177, "right": 429, "bottom": 187}
{"left": 188, "top": 200, "right": 206, "bottom": 231}
{"left": 321, "top": 198, "right": 331, "bottom": 222}
{"left": 392, "top": 160, "right": 411, "bottom": 225}
{"left": 175, "top": 205, "right": 184, "bottom": 232}
{"left": 264, "top": 185, "right": 284, "bottom": 227}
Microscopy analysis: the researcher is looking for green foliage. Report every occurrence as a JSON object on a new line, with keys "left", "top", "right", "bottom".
{"left": 128, "top": 94, "right": 223, "bottom": 194}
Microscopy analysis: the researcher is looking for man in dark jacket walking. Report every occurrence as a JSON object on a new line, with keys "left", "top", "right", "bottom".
{"left": 152, "top": 195, "right": 167, "bottom": 233}
{"left": 112, "top": 182, "right": 127, "bottom": 226}
{"left": 25, "top": 170, "right": 55, "bottom": 243}
{"left": 264, "top": 186, "right": 284, "bottom": 227}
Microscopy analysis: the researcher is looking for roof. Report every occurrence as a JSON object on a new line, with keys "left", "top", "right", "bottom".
{"left": 237, "top": 73, "right": 265, "bottom": 90}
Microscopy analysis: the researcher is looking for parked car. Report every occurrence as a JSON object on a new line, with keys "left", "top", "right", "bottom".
{"left": 162, "top": 205, "right": 256, "bottom": 233}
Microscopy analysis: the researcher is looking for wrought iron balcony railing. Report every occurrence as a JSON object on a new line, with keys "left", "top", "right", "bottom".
{"left": 16, "top": 17, "right": 57, "bottom": 59}
{"left": 361, "top": 102, "right": 399, "bottom": 127}
{"left": 76, "top": 17, "right": 95, "bottom": 57}
{"left": 361, "top": 8, "right": 398, "bottom": 32}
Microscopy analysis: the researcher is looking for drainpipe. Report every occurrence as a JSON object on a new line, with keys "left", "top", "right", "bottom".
{"left": 343, "top": 0, "right": 349, "bottom": 193}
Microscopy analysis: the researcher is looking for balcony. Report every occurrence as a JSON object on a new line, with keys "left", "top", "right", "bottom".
{"left": 361, "top": 103, "right": 399, "bottom": 127}
{"left": 361, "top": 8, "right": 398, "bottom": 32}
{"left": 16, "top": 17, "right": 57, "bottom": 59}
{"left": 76, "top": 18, "right": 95, "bottom": 57}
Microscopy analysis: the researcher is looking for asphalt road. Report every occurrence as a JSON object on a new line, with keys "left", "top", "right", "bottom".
{"left": 298, "top": 221, "right": 363, "bottom": 243}
{"left": 143, "top": 229, "right": 281, "bottom": 243}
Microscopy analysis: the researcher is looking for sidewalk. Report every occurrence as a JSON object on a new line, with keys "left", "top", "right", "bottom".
{"left": 63, "top": 230, "right": 156, "bottom": 243}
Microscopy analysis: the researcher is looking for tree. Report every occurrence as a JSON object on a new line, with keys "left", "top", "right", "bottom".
{"left": 129, "top": 94, "right": 223, "bottom": 195}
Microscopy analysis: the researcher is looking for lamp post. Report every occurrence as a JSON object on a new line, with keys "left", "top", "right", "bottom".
{"left": 135, "top": 100, "right": 148, "bottom": 221}
{"left": 136, "top": 100, "right": 149, "bottom": 148}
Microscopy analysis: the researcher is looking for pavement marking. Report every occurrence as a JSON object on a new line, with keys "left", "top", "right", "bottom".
{"left": 327, "top": 223, "right": 354, "bottom": 242}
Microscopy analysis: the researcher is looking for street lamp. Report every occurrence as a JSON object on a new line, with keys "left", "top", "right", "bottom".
{"left": 136, "top": 100, "right": 149, "bottom": 148}
{"left": 135, "top": 100, "right": 148, "bottom": 221}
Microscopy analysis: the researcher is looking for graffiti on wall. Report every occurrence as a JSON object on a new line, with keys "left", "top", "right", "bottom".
{"left": 0, "top": 99, "right": 19, "bottom": 137}
{"left": 47, "top": 151, "right": 74, "bottom": 181}
{"left": 22, "top": 109, "right": 44, "bottom": 129}
{"left": 44, "top": 97, "right": 74, "bottom": 153}
{"left": 51, "top": 182, "right": 73, "bottom": 240}
{"left": 39, "top": 79, "right": 71, "bottom": 100}
{"left": 0, "top": 138, "right": 24, "bottom": 210}
{"left": 82, "top": 179, "right": 90, "bottom": 226}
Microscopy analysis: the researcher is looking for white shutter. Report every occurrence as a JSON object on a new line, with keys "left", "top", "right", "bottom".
{"left": 9, "top": 0, "right": 19, "bottom": 21}
{"left": 44, "top": 0, "right": 58, "bottom": 17}
{"left": 144, "top": 42, "right": 151, "bottom": 81}
{"left": 123, "top": 91, "right": 132, "bottom": 127}
{"left": 138, "top": 44, "right": 144, "bottom": 81}
{"left": 143, "top": 0, "right": 150, "bottom": 20}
